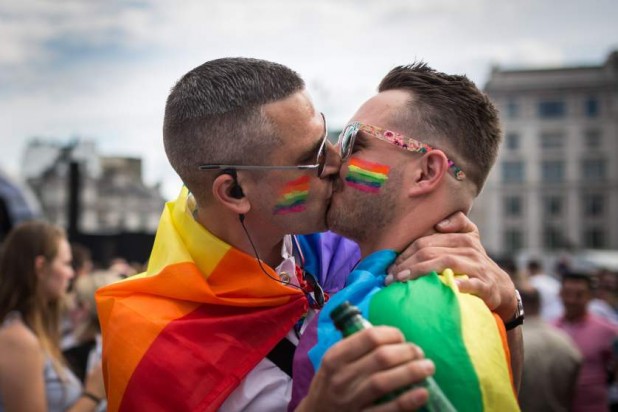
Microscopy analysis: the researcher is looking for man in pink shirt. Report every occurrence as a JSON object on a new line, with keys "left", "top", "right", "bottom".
{"left": 554, "top": 272, "right": 618, "bottom": 412}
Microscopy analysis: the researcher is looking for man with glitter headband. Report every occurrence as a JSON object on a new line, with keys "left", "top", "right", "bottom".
{"left": 96, "top": 58, "right": 521, "bottom": 411}
{"left": 291, "top": 62, "right": 522, "bottom": 411}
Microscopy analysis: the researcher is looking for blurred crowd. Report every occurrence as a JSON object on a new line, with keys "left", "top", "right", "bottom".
{"left": 0, "top": 220, "right": 144, "bottom": 412}
{"left": 498, "top": 256, "right": 618, "bottom": 412}
{"left": 1, "top": 219, "right": 617, "bottom": 411}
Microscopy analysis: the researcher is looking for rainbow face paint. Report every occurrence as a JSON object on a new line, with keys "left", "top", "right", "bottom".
{"left": 345, "top": 158, "right": 389, "bottom": 193}
{"left": 274, "top": 175, "right": 311, "bottom": 215}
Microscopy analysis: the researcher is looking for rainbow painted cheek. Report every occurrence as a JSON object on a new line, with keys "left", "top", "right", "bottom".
{"left": 345, "top": 158, "right": 389, "bottom": 193}
{"left": 274, "top": 175, "right": 311, "bottom": 215}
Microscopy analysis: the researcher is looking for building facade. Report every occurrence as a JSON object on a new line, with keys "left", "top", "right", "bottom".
{"left": 24, "top": 140, "right": 165, "bottom": 234}
{"left": 474, "top": 51, "right": 618, "bottom": 257}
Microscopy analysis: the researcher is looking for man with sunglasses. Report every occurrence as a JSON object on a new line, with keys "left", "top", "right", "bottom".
{"left": 97, "top": 58, "right": 520, "bottom": 411}
{"left": 292, "top": 62, "right": 523, "bottom": 411}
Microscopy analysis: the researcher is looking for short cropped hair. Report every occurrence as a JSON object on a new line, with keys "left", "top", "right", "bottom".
{"left": 163, "top": 57, "right": 305, "bottom": 197}
{"left": 378, "top": 62, "right": 502, "bottom": 192}
{"left": 561, "top": 272, "right": 594, "bottom": 290}
{"left": 527, "top": 260, "right": 542, "bottom": 273}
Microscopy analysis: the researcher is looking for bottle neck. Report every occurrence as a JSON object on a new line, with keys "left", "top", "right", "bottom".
{"left": 339, "top": 315, "right": 373, "bottom": 337}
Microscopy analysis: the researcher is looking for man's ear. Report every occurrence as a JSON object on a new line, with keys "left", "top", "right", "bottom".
{"left": 212, "top": 173, "right": 251, "bottom": 215}
{"left": 408, "top": 150, "right": 449, "bottom": 196}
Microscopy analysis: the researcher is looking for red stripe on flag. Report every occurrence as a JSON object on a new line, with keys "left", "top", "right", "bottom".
{"left": 119, "top": 298, "right": 307, "bottom": 412}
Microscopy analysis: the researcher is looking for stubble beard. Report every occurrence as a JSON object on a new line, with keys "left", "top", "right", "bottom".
{"left": 327, "top": 171, "right": 399, "bottom": 245}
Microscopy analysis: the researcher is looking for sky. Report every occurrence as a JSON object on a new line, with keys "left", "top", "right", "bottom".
{"left": 1, "top": 0, "right": 617, "bottom": 200}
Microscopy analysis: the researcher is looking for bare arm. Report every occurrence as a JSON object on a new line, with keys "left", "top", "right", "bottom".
{"left": 507, "top": 326, "right": 523, "bottom": 393}
{"left": 387, "top": 211, "right": 523, "bottom": 391}
{"left": 0, "top": 320, "right": 106, "bottom": 412}
{"left": 296, "top": 326, "right": 434, "bottom": 411}
{"left": 0, "top": 323, "right": 47, "bottom": 412}
{"left": 67, "top": 361, "right": 106, "bottom": 412}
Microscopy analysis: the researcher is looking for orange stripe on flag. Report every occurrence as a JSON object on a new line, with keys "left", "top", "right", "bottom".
{"left": 96, "top": 262, "right": 204, "bottom": 411}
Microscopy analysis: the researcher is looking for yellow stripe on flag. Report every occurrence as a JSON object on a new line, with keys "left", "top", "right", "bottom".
{"left": 146, "top": 187, "right": 230, "bottom": 278}
{"left": 440, "top": 270, "right": 519, "bottom": 411}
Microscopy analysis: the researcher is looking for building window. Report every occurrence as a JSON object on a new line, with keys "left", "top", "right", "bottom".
{"left": 506, "top": 99, "right": 519, "bottom": 119}
{"left": 502, "top": 161, "right": 524, "bottom": 183}
{"left": 538, "top": 100, "right": 566, "bottom": 118}
{"left": 583, "top": 228, "right": 606, "bottom": 249}
{"left": 582, "top": 194, "right": 605, "bottom": 217}
{"left": 585, "top": 97, "right": 599, "bottom": 118}
{"left": 541, "top": 160, "right": 564, "bottom": 183}
{"left": 506, "top": 133, "right": 520, "bottom": 150}
{"left": 543, "top": 226, "right": 565, "bottom": 250}
{"left": 581, "top": 159, "right": 606, "bottom": 181}
{"left": 540, "top": 131, "right": 564, "bottom": 149}
{"left": 584, "top": 130, "right": 602, "bottom": 148}
{"left": 504, "top": 229, "right": 523, "bottom": 253}
{"left": 543, "top": 195, "right": 563, "bottom": 218}
{"left": 504, "top": 196, "right": 522, "bottom": 217}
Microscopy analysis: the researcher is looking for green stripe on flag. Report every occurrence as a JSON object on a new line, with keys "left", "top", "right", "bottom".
{"left": 368, "top": 272, "right": 483, "bottom": 412}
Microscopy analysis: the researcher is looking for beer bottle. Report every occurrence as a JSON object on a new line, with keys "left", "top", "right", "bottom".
{"left": 330, "top": 301, "right": 457, "bottom": 412}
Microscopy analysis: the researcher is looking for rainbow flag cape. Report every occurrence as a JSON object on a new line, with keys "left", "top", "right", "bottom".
{"left": 96, "top": 188, "right": 309, "bottom": 412}
{"left": 291, "top": 250, "right": 520, "bottom": 412}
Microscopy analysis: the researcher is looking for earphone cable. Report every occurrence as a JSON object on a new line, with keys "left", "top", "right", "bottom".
{"left": 239, "top": 216, "right": 303, "bottom": 291}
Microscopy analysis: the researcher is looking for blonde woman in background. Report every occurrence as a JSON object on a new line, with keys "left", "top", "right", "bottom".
{"left": 0, "top": 221, "right": 106, "bottom": 412}
{"left": 65, "top": 270, "right": 122, "bottom": 389}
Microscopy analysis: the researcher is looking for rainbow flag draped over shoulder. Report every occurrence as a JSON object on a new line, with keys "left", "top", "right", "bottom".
{"left": 291, "top": 250, "right": 520, "bottom": 412}
{"left": 96, "top": 188, "right": 308, "bottom": 412}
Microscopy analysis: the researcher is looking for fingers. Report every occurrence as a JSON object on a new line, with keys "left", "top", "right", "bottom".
{"left": 434, "top": 211, "right": 477, "bottom": 234}
{"left": 454, "top": 264, "right": 517, "bottom": 321}
{"left": 391, "top": 232, "right": 483, "bottom": 274}
{"left": 387, "top": 229, "right": 518, "bottom": 322}
{"left": 391, "top": 244, "right": 481, "bottom": 279}
{"left": 385, "top": 270, "right": 410, "bottom": 285}
{"left": 354, "top": 354, "right": 434, "bottom": 408}
{"left": 455, "top": 277, "right": 498, "bottom": 311}
{"left": 310, "top": 327, "right": 433, "bottom": 411}
{"left": 321, "top": 327, "right": 406, "bottom": 372}
{"left": 364, "top": 387, "right": 429, "bottom": 412}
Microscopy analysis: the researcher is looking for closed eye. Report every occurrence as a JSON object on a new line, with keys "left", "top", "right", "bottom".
{"left": 298, "top": 139, "right": 323, "bottom": 164}
{"left": 351, "top": 137, "right": 366, "bottom": 153}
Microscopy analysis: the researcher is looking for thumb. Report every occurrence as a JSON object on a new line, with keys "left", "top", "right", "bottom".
{"left": 436, "top": 211, "right": 476, "bottom": 234}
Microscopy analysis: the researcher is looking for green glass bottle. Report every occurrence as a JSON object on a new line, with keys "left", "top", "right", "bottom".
{"left": 330, "top": 301, "right": 457, "bottom": 412}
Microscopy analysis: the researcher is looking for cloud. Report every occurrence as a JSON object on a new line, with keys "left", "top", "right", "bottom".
{"left": 1, "top": 0, "right": 617, "bottom": 199}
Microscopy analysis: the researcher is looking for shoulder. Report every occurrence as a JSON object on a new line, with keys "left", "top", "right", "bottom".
{"left": 545, "top": 327, "right": 582, "bottom": 360}
{"left": 0, "top": 316, "right": 48, "bottom": 411}
{"left": 0, "top": 317, "right": 45, "bottom": 377}
{"left": 550, "top": 317, "right": 563, "bottom": 328}
{"left": 530, "top": 274, "right": 560, "bottom": 290}
{"left": 589, "top": 314, "right": 618, "bottom": 336}
{"left": 0, "top": 316, "right": 42, "bottom": 358}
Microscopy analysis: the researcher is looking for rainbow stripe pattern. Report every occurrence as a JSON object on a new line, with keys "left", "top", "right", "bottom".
{"left": 294, "top": 250, "right": 519, "bottom": 411}
{"left": 274, "top": 175, "right": 310, "bottom": 215}
{"left": 345, "top": 157, "right": 389, "bottom": 193}
{"left": 96, "top": 187, "right": 308, "bottom": 412}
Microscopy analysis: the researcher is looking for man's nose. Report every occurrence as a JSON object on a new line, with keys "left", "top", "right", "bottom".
{"left": 320, "top": 142, "right": 341, "bottom": 179}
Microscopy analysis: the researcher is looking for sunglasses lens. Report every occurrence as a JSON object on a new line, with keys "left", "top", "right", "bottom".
{"left": 340, "top": 125, "right": 356, "bottom": 160}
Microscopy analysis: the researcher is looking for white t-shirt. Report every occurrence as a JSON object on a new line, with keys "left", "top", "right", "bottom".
{"left": 530, "top": 274, "right": 563, "bottom": 322}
